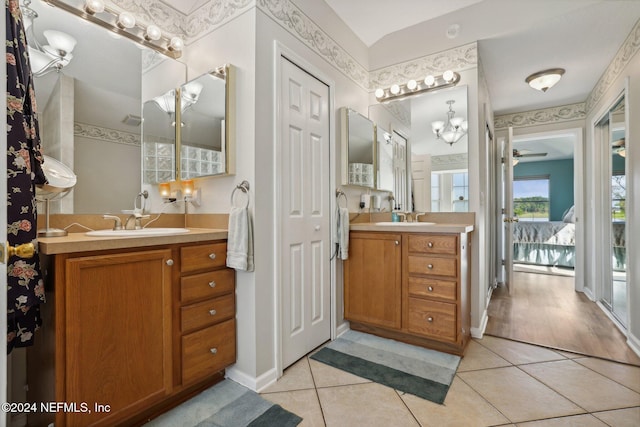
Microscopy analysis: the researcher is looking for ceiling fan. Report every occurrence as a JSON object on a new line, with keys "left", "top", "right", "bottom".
{"left": 513, "top": 148, "right": 548, "bottom": 158}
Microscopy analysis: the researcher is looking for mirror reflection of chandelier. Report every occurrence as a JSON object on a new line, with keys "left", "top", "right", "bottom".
{"left": 431, "top": 100, "right": 468, "bottom": 146}
{"left": 21, "top": 0, "right": 77, "bottom": 77}
{"left": 153, "top": 82, "right": 204, "bottom": 114}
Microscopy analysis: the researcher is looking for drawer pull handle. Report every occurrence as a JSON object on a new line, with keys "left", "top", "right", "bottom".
{"left": 427, "top": 264, "right": 433, "bottom": 269}
{"left": 210, "top": 348, "right": 218, "bottom": 354}
{"left": 395, "top": 240, "right": 399, "bottom": 245}
{"left": 166, "top": 259, "right": 174, "bottom": 266}
{"left": 209, "top": 281, "right": 216, "bottom": 288}
{"left": 427, "top": 317, "right": 434, "bottom": 323}
{"left": 428, "top": 286, "right": 434, "bottom": 292}
{"left": 209, "top": 309, "right": 217, "bottom": 316}
{"left": 427, "top": 242, "right": 433, "bottom": 248}
{"left": 209, "top": 253, "right": 216, "bottom": 260}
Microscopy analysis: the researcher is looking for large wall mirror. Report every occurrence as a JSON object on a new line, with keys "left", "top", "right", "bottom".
{"left": 29, "top": 0, "right": 186, "bottom": 214}
{"left": 369, "top": 85, "right": 468, "bottom": 212}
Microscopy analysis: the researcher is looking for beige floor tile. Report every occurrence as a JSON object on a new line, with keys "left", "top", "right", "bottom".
{"left": 516, "top": 414, "right": 608, "bottom": 426}
{"left": 400, "top": 376, "right": 509, "bottom": 427}
{"left": 317, "top": 382, "right": 419, "bottom": 427}
{"left": 592, "top": 407, "right": 640, "bottom": 427}
{"left": 458, "top": 340, "right": 512, "bottom": 372}
{"left": 458, "top": 366, "right": 584, "bottom": 423}
{"left": 261, "top": 358, "right": 315, "bottom": 393}
{"left": 555, "top": 350, "right": 584, "bottom": 359}
{"left": 521, "top": 360, "right": 640, "bottom": 412}
{"left": 574, "top": 357, "right": 640, "bottom": 393}
{"left": 261, "top": 389, "right": 325, "bottom": 427}
{"left": 477, "top": 336, "right": 566, "bottom": 365}
{"left": 308, "top": 357, "right": 371, "bottom": 388}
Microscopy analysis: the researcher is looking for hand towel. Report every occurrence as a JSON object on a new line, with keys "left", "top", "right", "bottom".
{"left": 337, "top": 207, "right": 350, "bottom": 260}
{"left": 226, "top": 206, "right": 254, "bottom": 271}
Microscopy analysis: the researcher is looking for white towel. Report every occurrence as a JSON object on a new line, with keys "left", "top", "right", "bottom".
{"left": 226, "top": 207, "right": 254, "bottom": 271}
{"left": 336, "top": 207, "right": 350, "bottom": 260}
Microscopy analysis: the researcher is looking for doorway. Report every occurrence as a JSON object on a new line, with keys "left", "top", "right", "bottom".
{"left": 276, "top": 51, "right": 333, "bottom": 371}
{"left": 485, "top": 127, "right": 639, "bottom": 364}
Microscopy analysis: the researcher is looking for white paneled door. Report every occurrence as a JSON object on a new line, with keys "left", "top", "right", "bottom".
{"left": 280, "top": 57, "right": 331, "bottom": 368}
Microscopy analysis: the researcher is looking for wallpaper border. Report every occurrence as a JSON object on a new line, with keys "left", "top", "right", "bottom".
{"left": 494, "top": 102, "right": 586, "bottom": 130}
{"left": 74, "top": 122, "right": 141, "bottom": 147}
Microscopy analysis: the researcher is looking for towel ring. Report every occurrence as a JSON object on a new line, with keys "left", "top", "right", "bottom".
{"left": 336, "top": 189, "right": 348, "bottom": 209}
{"left": 231, "top": 180, "right": 250, "bottom": 208}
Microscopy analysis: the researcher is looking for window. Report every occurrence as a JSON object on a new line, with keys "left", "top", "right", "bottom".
{"left": 431, "top": 171, "right": 468, "bottom": 212}
{"left": 431, "top": 173, "right": 440, "bottom": 211}
{"left": 452, "top": 172, "right": 468, "bottom": 212}
{"left": 513, "top": 177, "right": 550, "bottom": 222}
{"left": 611, "top": 174, "right": 626, "bottom": 222}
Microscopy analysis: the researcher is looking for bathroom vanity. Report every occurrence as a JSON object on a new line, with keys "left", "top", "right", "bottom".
{"left": 28, "top": 229, "right": 236, "bottom": 427}
{"left": 345, "top": 222, "right": 473, "bottom": 356}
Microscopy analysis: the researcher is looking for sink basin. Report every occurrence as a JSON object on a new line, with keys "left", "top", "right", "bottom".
{"left": 86, "top": 228, "right": 190, "bottom": 237}
{"left": 375, "top": 222, "right": 436, "bottom": 226}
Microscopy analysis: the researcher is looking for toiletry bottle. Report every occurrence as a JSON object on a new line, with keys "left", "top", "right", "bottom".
{"left": 391, "top": 205, "right": 399, "bottom": 222}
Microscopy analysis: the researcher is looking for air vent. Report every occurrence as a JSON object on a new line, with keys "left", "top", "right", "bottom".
{"left": 122, "top": 114, "right": 142, "bottom": 127}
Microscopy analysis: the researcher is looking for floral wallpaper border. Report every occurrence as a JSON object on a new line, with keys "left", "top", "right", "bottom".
{"left": 494, "top": 102, "right": 586, "bottom": 130}
{"left": 74, "top": 123, "right": 141, "bottom": 147}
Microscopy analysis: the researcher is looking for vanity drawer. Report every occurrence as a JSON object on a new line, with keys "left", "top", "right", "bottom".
{"left": 408, "top": 277, "right": 457, "bottom": 301}
{"left": 182, "top": 319, "right": 236, "bottom": 385}
{"left": 181, "top": 243, "right": 227, "bottom": 273}
{"left": 408, "top": 234, "right": 458, "bottom": 255}
{"left": 181, "top": 293, "right": 235, "bottom": 333}
{"left": 408, "top": 255, "right": 457, "bottom": 278}
{"left": 407, "top": 298, "right": 457, "bottom": 342}
{"left": 180, "top": 268, "right": 235, "bottom": 303}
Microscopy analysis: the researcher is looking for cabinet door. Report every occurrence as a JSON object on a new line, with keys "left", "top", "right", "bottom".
{"left": 64, "top": 249, "right": 173, "bottom": 426}
{"left": 344, "top": 232, "right": 402, "bottom": 329}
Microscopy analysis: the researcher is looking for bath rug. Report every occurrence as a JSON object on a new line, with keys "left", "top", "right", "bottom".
{"left": 145, "top": 379, "right": 302, "bottom": 427}
{"left": 311, "top": 330, "right": 460, "bottom": 404}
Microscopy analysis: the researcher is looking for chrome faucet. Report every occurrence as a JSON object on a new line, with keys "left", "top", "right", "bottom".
{"left": 124, "top": 212, "right": 150, "bottom": 230}
{"left": 396, "top": 212, "right": 407, "bottom": 222}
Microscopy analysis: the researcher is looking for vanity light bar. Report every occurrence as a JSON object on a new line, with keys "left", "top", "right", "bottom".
{"left": 374, "top": 70, "right": 461, "bottom": 103}
{"left": 42, "top": 0, "right": 183, "bottom": 59}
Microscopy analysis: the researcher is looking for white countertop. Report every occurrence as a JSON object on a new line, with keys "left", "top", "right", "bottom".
{"left": 350, "top": 222, "right": 474, "bottom": 233}
{"left": 38, "top": 228, "right": 228, "bottom": 255}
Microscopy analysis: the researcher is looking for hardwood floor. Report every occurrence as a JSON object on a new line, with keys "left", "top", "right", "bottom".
{"left": 486, "top": 270, "right": 640, "bottom": 366}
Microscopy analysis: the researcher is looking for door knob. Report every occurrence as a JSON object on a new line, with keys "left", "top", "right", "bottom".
{"left": 6, "top": 242, "right": 35, "bottom": 260}
{"left": 314, "top": 225, "right": 320, "bottom": 231}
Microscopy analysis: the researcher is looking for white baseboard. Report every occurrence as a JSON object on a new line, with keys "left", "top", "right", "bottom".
{"left": 336, "top": 321, "right": 350, "bottom": 338}
{"left": 626, "top": 332, "right": 640, "bottom": 358}
{"left": 225, "top": 365, "right": 278, "bottom": 393}
{"left": 471, "top": 309, "right": 488, "bottom": 339}
{"left": 582, "top": 286, "right": 595, "bottom": 301}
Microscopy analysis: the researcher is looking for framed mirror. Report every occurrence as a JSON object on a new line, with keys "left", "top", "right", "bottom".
{"left": 179, "top": 65, "right": 236, "bottom": 179}
{"left": 341, "top": 107, "right": 375, "bottom": 188}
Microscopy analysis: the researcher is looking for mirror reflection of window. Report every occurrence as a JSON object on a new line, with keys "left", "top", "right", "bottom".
{"left": 430, "top": 170, "right": 468, "bottom": 212}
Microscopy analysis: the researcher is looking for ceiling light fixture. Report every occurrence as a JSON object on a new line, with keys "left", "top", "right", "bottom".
{"left": 375, "top": 70, "right": 461, "bottom": 103}
{"left": 431, "top": 100, "right": 468, "bottom": 146}
{"left": 41, "top": 0, "right": 183, "bottom": 59}
{"left": 525, "top": 68, "right": 565, "bottom": 92}
{"left": 20, "top": 0, "right": 77, "bottom": 77}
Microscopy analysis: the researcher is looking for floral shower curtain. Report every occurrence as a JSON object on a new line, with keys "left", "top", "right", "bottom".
{"left": 6, "top": 0, "right": 47, "bottom": 354}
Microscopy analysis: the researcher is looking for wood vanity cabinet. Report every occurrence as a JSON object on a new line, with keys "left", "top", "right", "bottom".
{"left": 27, "top": 240, "right": 236, "bottom": 427}
{"left": 345, "top": 230, "right": 471, "bottom": 356}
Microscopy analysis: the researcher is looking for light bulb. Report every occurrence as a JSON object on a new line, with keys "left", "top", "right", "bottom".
{"left": 374, "top": 88, "right": 384, "bottom": 98}
{"left": 424, "top": 75, "right": 435, "bottom": 86}
{"left": 117, "top": 12, "right": 136, "bottom": 29}
{"left": 144, "top": 25, "right": 162, "bottom": 41}
{"left": 168, "top": 36, "right": 184, "bottom": 51}
{"left": 443, "top": 70, "right": 455, "bottom": 83}
{"left": 407, "top": 79, "right": 417, "bottom": 90}
{"left": 390, "top": 84, "right": 400, "bottom": 95}
{"left": 84, "top": 0, "right": 105, "bottom": 14}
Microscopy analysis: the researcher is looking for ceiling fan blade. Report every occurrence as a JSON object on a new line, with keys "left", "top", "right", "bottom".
{"left": 518, "top": 152, "right": 547, "bottom": 157}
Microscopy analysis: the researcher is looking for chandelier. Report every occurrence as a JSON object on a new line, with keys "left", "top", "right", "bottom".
{"left": 431, "top": 100, "right": 468, "bottom": 145}
{"left": 21, "top": 0, "right": 77, "bottom": 77}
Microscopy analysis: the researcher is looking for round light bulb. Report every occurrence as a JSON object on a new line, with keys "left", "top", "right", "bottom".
{"left": 144, "top": 25, "right": 162, "bottom": 41}
{"left": 168, "top": 36, "right": 184, "bottom": 51}
{"left": 390, "top": 84, "right": 400, "bottom": 95}
{"left": 374, "top": 88, "right": 385, "bottom": 98}
{"left": 84, "top": 0, "right": 105, "bottom": 14}
{"left": 407, "top": 79, "right": 417, "bottom": 90}
{"left": 424, "top": 75, "right": 435, "bottom": 86}
{"left": 443, "top": 70, "right": 455, "bottom": 83}
{"left": 117, "top": 12, "right": 136, "bottom": 29}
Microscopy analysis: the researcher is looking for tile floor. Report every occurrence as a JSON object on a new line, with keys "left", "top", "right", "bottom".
{"left": 260, "top": 335, "right": 640, "bottom": 426}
